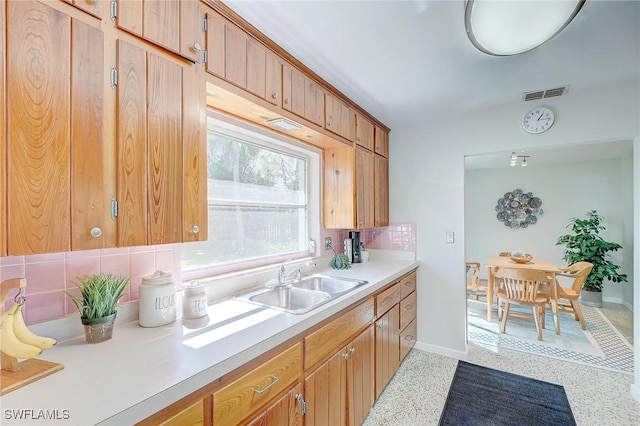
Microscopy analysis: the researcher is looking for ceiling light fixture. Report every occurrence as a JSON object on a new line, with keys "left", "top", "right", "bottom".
{"left": 510, "top": 153, "right": 530, "bottom": 167}
{"left": 464, "top": 0, "right": 586, "bottom": 56}
{"left": 267, "top": 117, "right": 303, "bottom": 132}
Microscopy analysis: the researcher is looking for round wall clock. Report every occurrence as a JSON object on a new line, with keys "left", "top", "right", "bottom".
{"left": 522, "top": 106, "right": 555, "bottom": 134}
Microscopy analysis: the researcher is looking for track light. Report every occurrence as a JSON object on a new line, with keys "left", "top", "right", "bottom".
{"left": 509, "top": 153, "right": 530, "bottom": 167}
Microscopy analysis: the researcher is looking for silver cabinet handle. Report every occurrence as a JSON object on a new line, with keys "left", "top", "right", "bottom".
{"left": 90, "top": 227, "right": 103, "bottom": 238}
{"left": 342, "top": 353, "right": 349, "bottom": 360}
{"left": 404, "top": 335, "right": 414, "bottom": 341}
{"left": 284, "top": 98, "right": 290, "bottom": 104}
{"left": 192, "top": 42, "right": 202, "bottom": 52}
{"left": 272, "top": 92, "right": 280, "bottom": 100}
{"left": 350, "top": 348, "right": 356, "bottom": 354}
{"left": 190, "top": 225, "right": 200, "bottom": 234}
{"left": 253, "top": 375, "right": 279, "bottom": 394}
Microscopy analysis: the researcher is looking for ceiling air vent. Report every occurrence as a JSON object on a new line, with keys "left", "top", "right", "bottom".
{"left": 522, "top": 85, "right": 570, "bottom": 101}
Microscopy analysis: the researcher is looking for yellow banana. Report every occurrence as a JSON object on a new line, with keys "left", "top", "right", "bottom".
{"left": 12, "top": 303, "right": 57, "bottom": 350}
{"left": 0, "top": 304, "right": 42, "bottom": 359}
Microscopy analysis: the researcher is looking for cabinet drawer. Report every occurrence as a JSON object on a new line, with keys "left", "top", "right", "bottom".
{"left": 214, "top": 343, "right": 302, "bottom": 426}
{"left": 399, "top": 291, "right": 417, "bottom": 330}
{"left": 400, "top": 271, "right": 417, "bottom": 299}
{"left": 304, "top": 298, "right": 374, "bottom": 370}
{"left": 158, "top": 399, "right": 204, "bottom": 426}
{"left": 376, "top": 283, "right": 401, "bottom": 317}
{"left": 400, "top": 318, "right": 417, "bottom": 361}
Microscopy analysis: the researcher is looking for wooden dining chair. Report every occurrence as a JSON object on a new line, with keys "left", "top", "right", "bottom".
{"left": 495, "top": 268, "right": 554, "bottom": 341}
{"left": 555, "top": 262, "right": 594, "bottom": 330}
{"left": 466, "top": 261, "right": 486, "bottom": 300}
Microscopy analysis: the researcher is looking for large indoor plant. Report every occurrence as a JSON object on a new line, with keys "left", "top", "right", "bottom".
{"left": 65, "top": 273, "right": 130, "bottom": 343}
{"left": 556, "top": 210, "right": 627, "bottom": 307}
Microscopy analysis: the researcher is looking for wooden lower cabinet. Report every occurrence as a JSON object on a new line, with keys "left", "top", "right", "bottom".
{"left": 375, "top": 304, "right": 400, "bottom": 399}
{"left": 304, "top": 325, "right": 374, "bottom": 426}
{"left": 247, "top": 384, "right": 303, "bottom": 426}
{"left": 213, "top": 343, "right": 302, "bottom": 426}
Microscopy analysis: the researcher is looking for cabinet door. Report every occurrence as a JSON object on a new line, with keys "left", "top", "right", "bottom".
{"left": 7, "top": 1, "right": 71, "bottom": 254}
{"left": 325, "top": 93, "right": 354, "bottom": 141}
{"left": 355, "top": 114, "right": 374, "bottom": 151}
{"left": 1, "top": 1, "right": 6, "bottom": 256}
{"left": 374, "top": 154, "right": 389, "bottom": 227}
{"left": 323, "top": 145, "right": 355, "bottom": 229}
{"left": 355, "top": 146, "right": 374, "bottom": 229}
{"left": 282, "top": 63, "right": 305, "bottom": 118}
{"left": 182, "top": 65, "right": 207, "bottom": 242}
{"left": 116, "top": 0, "right": 179, "bottom": 53}
{"left": 374, "top": 126, "right": 389, "bottom": 158}
{"left": 304, "top": 350, "right": 346, "bottom": 426}
{"left": 71, "top": 19, "right": 106, "bottom": 250}
{"left": 247, "top": 384, "right": 303, "bottom": 426}
{"left": 265, "top": 50, "right": 282, "bottom": 106}
{"left": 375, "top": 304, "right": 399, "bottom": 398}
{"left": 304, "top": 78, "right": 324, "bottom": 127}
{"left": 224, "top": 21, "right": 248, "bottom": 88}
{"left": 179, "top": 0, "right": 204, "bottom": 63}
{"left": 246, "top": 37, "right": 267, "bottom": 99}
{"left": 116, "top": 40, "right": 185, "bottom": 246}
{"left": 346, "top": 325, "right": 375, "bottom": 426}
{"left": 204, "top": 7, "right": 225, "bottom": 78}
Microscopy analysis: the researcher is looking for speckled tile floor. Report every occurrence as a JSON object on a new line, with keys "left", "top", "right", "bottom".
{"left": 363, "top": 346, "right": 640, "bottom": 426}
{"left": 600, "top": 302, "right": 634, "bottom": 345}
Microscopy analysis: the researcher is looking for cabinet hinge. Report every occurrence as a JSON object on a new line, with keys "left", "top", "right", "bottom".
{"left": 111, "top": 197, "right": 118, "bottom": 221}
{"left": 202, "top": 50, "right": 208, "bottom": 65}
{"left": 110, "top": 66, "right": 118, "bottom": 89}
{"left": 202, "top": 15, "right": 208, "bottom": 33}
{"left": 110, "top": 0, "right": 117, "bottom": 20}
{"left": 295, "top": 394, "right": 306, "bottom": 416}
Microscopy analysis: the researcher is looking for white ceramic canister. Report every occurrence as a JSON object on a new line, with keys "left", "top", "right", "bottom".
{"left": 182, "top": 281, "right": 208, "bottom": 319}
{"left": 139, "top": 270, "right": 177, "bottom": 327}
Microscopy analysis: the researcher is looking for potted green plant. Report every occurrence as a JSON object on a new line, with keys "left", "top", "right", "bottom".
{"left": 556, "top": 210, "right": 628, "bottom": 307}
{"left": 65, "top": 273, "right": 130, "bottom": 343}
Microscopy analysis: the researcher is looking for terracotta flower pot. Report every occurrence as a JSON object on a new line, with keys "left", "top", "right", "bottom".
{"left": 81, "top": 312, "right": 117, "bottom": 343}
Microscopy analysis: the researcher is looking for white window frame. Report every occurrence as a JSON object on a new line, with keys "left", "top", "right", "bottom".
{"left": 181, "top": 111, "right": 321, "bottom": 282}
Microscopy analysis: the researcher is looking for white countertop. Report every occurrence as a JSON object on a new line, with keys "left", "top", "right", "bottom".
{"left": 1, "top": 258, "right": 419, "bottom": 425}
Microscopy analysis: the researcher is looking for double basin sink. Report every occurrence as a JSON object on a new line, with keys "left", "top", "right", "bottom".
{"left": 234, "top": 274, "right": 368, "bottom": 314}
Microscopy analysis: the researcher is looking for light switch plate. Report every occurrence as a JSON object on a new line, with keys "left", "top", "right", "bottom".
{"left": 445, "top": 231, "right": 455, "bottom": 244}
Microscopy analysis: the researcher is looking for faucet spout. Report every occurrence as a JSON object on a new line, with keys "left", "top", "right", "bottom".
{"left": 276, "top": 260, "right": 316, "bottom": 286}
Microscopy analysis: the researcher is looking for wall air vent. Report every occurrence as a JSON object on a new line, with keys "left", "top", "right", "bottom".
{"left": 522, "top": 85, "right": 570, "bottom": 101}
{"left": 267, "top": 117, "right": 303, "bottom": 132}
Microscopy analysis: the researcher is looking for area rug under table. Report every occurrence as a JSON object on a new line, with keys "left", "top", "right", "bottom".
{"left": 439, "top": 361, "right": 576, "bottom": 426}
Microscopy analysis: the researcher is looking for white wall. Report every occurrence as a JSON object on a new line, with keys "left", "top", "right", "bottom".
{"left": 391, "top": 80, "right": 639, "bottom": 359}
{"left": 465, "top": 156, "right": 633, "bottom": 305}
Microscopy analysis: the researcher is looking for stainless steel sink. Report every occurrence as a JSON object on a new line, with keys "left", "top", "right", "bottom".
{"left": 238, "top": 287, "right": 332, "bottom": 314}
{"left": 234, "top": 275, "right": 368, "bottom": 314}
{"left": 290, "top": 274, "right": 368, "bottom": 294}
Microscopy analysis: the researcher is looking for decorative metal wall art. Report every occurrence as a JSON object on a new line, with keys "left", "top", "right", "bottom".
{"left": 495, "top": 189, "right": 543, "bottom": 228}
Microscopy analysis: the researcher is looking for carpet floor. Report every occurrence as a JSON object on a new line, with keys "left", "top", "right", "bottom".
{"left": 439, "top": 361, "right": 576, "bottom": 425}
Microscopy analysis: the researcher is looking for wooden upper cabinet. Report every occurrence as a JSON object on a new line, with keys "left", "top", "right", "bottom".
{"left": 116, "top": 40, "right": 201, "bottom": 246}
{"left": 374, "top": 154, "right": 389, "bottom": 227}
{"left": 282, "top": 63, "right": 324, "bottom": 127}
{"left": 6, "top": 0, "right": 108, "bottom": 255}
{"left": 224, "top": 20, "right": 248, "bottom": 87}
{"left": 246, "top": 39, "right": 283, "bottom": 106}
{"left": 0, "top": 1, "right": 6, "bottom": 256}
{"left": 323, "top": 145, "right": 355, "bottom": 229}
{"left": 325, "top": 92, "right": 354, "bottom": 142}
{"left": 374, "top": 126, "right": 389, "bottom": 158}
{"left": 115, "top": 0, "right": 203, "bottom": 63}
{"left": 355, "top": 146, "right": 374, "bottom": 229}
{"left": 355, "top": 114, "right": 374, "bottom": 151}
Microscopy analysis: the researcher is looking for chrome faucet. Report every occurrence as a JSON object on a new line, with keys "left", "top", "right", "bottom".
{"left": 274, "top": 259, "right": 316, "bottom": 286}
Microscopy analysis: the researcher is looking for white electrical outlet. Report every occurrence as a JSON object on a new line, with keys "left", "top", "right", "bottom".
{"left": 324, "top": 237, "right": 333, "bottom": 250}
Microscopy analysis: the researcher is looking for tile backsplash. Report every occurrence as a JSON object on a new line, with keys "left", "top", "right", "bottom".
{"left": 1, "top": 223, "right": 416, "bottom": 325}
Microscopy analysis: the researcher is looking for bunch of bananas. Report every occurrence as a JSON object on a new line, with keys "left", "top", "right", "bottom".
{"left": 0, "top": 302, "right": 56, "bottom": 359}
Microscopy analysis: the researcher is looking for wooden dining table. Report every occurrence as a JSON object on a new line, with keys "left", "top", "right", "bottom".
{"left": 484, "top": 256, "right": 562, "bottom": 333}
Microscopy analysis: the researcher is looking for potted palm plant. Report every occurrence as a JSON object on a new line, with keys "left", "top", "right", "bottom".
{"left": 65, "top": 273, "right": 130, "bottom": 343}
{"left": 556, "top": 210, "right": 628, "bottom": 307}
